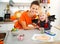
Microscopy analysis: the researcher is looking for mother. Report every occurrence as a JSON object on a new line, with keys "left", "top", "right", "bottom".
{"left": 14, "top": 1, "right": 41, "bottom": 30}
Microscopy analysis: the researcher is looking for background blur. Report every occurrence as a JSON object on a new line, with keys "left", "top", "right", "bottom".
{"left": 0, "top": 0, "right": 60, "bottom": 26}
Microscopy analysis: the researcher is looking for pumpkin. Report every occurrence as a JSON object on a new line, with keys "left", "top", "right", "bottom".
{"left": 10, "top": 10, "right": 22, "bottom": 21}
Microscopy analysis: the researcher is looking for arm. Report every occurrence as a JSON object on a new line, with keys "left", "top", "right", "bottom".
{"left": 20, "top": 21, "right": 34, "bottom": 30}
{"left": 18, "top": 12, "right": 35, "bottom": 30}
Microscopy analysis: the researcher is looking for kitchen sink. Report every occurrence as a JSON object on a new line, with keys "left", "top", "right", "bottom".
{"left": 0, "top": 33, "right": 6, "bottom": 41}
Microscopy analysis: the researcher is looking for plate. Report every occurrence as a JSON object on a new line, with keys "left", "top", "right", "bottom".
{"left": 32, "top": 34, "right": 54, "bottom": 42}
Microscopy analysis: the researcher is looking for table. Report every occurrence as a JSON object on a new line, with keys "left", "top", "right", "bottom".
{"left": 6, "top": 27, "right": 60, "bottom": 44}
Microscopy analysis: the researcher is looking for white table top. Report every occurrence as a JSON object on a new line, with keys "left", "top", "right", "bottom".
{"left": 5, "top": 27, "right": 60, "bottom": 44}
{"left": 0, "top": 23, "right": 14, "bottom": 32}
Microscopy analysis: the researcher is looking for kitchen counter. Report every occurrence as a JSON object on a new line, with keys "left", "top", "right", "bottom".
{"left": 0, "top": 21, "right": 14, "bottom": 24}
{"left": 0, "top": 22, "right": 14, "bottom": 44}
{"left": 0, "top": 22, "right": 14, "bottom": 31}
{"left": 0, "top": 21, "right": 60, "bottom": 44}
{"left": 5, "top": 27, "right": 60, "bottom": 44}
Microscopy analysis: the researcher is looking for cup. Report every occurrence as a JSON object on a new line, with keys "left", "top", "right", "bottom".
{"left": 39, "top": 27, "right": 44, "bottom": 34}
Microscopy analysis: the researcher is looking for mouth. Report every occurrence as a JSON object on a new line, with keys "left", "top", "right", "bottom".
{"left": 40, "top": 18, "right": 44, "bottom": 20}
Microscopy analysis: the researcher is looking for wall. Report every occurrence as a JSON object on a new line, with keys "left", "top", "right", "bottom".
{"left": 50, "top": 0, "right": 60, "bottom": 26}
{"left": 0, "top": 2, "right": 30, "bottom": 17}
{"left": 0, "top": 2, "right": 7, "bottom": 17}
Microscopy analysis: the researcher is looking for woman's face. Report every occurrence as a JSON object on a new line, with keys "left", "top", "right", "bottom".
{"left": 30, "top": 4, "right": 39, "bottom": 16}
{"left": 39, "top": 13, "right": 47, "bottom": 21}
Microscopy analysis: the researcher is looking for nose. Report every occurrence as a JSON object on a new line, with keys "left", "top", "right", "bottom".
{"left": 34, "top": 9, "right": 38, "bottom": 13}
{"left": 45, "top": 10, "right": 47, "bottom": 13}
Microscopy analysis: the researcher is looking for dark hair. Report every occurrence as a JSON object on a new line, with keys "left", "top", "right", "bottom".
{"left": 30, "top": 1, "right": 40, "bottom": 7}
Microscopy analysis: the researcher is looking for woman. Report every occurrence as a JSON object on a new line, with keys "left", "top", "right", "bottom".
{"left": 14, "top": 1, "right": 40, "bottom": 30}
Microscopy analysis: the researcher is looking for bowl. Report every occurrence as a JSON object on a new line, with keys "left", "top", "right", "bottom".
{"left": 11, "top": 30, "right": 20, "bottom": 36}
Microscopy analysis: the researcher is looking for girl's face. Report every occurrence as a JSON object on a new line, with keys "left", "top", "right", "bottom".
{"left": 30, "top": 4, "right": 39, "bottom": 16}
{"left": 39, "top": 13, "right": 47, "bottom": 21}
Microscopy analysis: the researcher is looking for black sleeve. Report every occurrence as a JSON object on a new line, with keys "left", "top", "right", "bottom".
{"left": 32, "top": 19, "right": 38, "bottom": 24}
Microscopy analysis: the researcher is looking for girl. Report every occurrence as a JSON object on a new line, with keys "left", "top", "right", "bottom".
{"left": 37, "top": 12, "right": 51, "bottom": 30}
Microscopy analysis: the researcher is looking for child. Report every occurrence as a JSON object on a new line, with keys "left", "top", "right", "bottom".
{"left": 32, "top": 12, "right": 52, "bottom": 32}
{"left": 32, "top": 12, "right": 56, "bottom": 35}
{"left": 38, "top": 12, "right": 51, "bottom": 31}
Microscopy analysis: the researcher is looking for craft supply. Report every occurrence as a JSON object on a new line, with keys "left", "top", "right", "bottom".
{"left": 17, "top": 34, "right": 24, "bottom": 41}
{"left": 44, "top": 31, "right": 56, "bottom": 36}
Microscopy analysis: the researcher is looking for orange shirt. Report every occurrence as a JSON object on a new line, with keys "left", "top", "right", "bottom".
{"left": 14, "top": 11, "right": 36, "bottom": 29}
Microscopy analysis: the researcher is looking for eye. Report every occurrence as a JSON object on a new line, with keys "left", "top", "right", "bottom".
{"left": 32, "top": 8, "right": 35, "bottom": 9}
{"left": 36, "top": 8, "right": 38, "bottom": 10}
{"left": 43, "top": 6, "right": 46, "bottom": 9}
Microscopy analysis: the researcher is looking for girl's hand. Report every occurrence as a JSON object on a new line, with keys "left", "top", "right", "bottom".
{"left": 32, "top": 23, "right": 40, "bottom": 29}
{"left": 34, "top": 25, "right": 40, "bottom": 29}
{"left": 32, "top": 23, "right": 37, "bottom": 26}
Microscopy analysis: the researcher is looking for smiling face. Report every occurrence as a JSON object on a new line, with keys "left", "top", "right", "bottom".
{"left": 39, "top": 12, "right": 47, "bottom": 21}
{"left": 30, "top": 4, "right": 40, "bottom": 16}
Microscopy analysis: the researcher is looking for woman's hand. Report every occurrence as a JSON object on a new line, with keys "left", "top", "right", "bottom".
{"left": 28, "top": 24, "right": 35, "bottom": 30}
